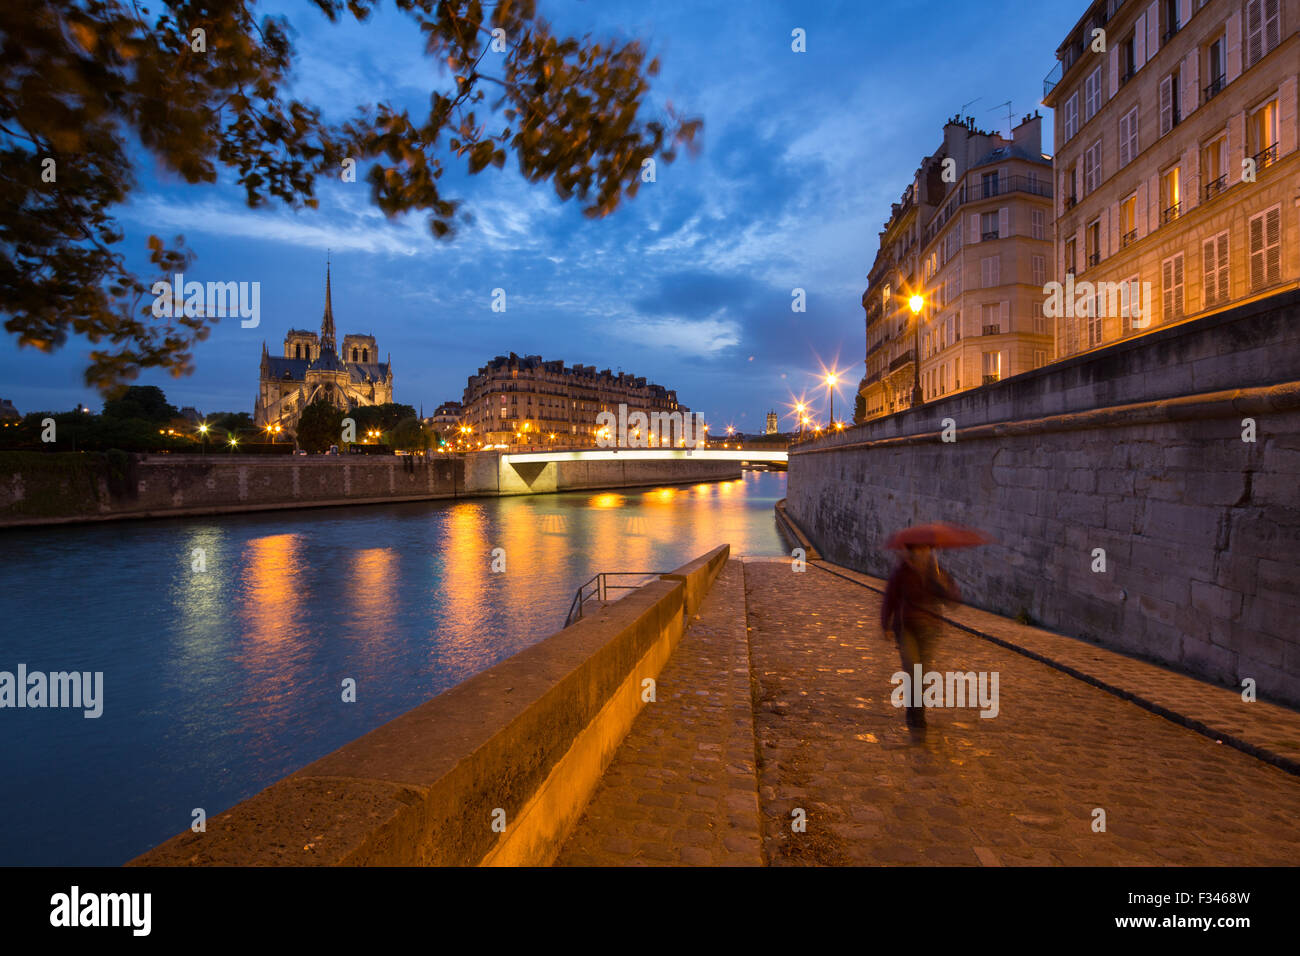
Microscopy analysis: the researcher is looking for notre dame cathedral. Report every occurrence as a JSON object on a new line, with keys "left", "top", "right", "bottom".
{"left": 254, "top": 263, "right": 394, "bottom": 433}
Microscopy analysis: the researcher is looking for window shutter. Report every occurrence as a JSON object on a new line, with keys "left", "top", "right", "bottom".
{"left": 1146, "top": 2, "right": 1159, "bottom": 58}
{"left": 1264, "top": 0, "right": 1281, "bottom": 54}
{"left": 1109, "top": 45, "right": 1120, "bottom": 98}
{"left": 1249, "top": 212, "right": 1265, "bottom": 288}
{"left": 998, "top": 207, "right": 1009, "bottom": 238}
{"left": 1000, "top": 301, "right": 1009, "bottom": 332}
{"left": 1159, "top": 76, "right": 1173, "bottom": 136}
{"left": 1246, "top": 0, "right": 1264, "bottom": 67}
{"left": 1265, "top": 206, "right": 1281, "bottom": 285}
{"left": 1202, "top": 238, "right": 1217, "bottom": 305}
{"left": 1136, "top": 180, "right": 1148, "bottom": 234}
{"left": 1182, "top": 51, "right": 1198, "bottom": 119}
{"left": 1162, "top": 257, "right": 1174, "bottom": 316}
{"left": 1119, "top": 111, "right": 1131, "bottom": 166}
{"left": 1280, "top": 77, "right": 1298, "bottom": 156}
{"left": 970, "top": 213, "right": 980, "bottom": 244}
{"left": 1135, "top": 11, "right": 1147, "bottom": 67}
{"left": 1226, "top": 11, "right": 1243, "bottom": 82}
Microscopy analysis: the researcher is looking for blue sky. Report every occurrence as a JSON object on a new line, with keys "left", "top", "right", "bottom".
{"left": 2, "top": 0, "right": 1086, "bottom": 431}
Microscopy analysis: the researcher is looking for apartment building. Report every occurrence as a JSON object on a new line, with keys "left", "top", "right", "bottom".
{"left": 1043, "top": 0, "right": 1299, "bottom": 357}
{"left": 860, "top": 114, "right": 1055, "bottom": 421}
{"left": 461, "top": 353, "right": 687, "bottom": 446}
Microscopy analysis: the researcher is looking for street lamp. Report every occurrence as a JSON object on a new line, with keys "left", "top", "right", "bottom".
{"left": 824, "top": 372, "right": 839, "bottom": 430}
{"left": 908, "top": 293, "right": 925, "bottom": 408}
{"left": 795, "top": 402, "right": 807, "bottom": 439}
{"left": 199, "top": 423, "right": 209, "bottom": 455}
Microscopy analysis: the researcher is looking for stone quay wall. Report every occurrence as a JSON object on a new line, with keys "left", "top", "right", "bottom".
{"left": 0, "top": 450, "right": 742, "bottom": 527}
{"left": 787, "top": 291, "right": 1300, "bottom": 706}
{"left": 130, "top": 545, "right": 731, "bottom": 866}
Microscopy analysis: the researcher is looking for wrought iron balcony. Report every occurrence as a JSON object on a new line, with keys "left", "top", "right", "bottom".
{"left": 1203, "top": 174, "right": 1227, "bottom": 202}
{"left": 1044, "top": 61, "right": 1063, "bottom": 99}
{"left": 1162, "top": 24, "right": 1180, "bottom": 44}
{"left": 983, "top": 374, "right": 1001, "bottom": 385}
{"left": 889, "top": 350, "right": 915, "bottom": 372}
{"left": 1087, "top": 251, "right": 1101, "bottom": 267}
{"left": 1203, "top": 74, "right": 1226, "bottom": 104}
{"left": 982, "top": 325, "right": 1002, "bottom": 336}
{"left": 982, "top": 230, "right": 1000, "bottom": 241}
{"left": 1253, "top": 143, "right": 1278, "bottom": 171}
{"left": 1065, "top": 195, "right": 1078, "bottom": 210}
{"left": 1161, "top": 202, "right": 1181, "bottom": 226}
{"left": 1121, "top": 228, "right": 1138, "bottom": 247}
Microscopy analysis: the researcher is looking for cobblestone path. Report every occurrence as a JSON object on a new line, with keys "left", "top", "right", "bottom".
{"left": 556, "top": 558, "right": 1300, "bottom": 865}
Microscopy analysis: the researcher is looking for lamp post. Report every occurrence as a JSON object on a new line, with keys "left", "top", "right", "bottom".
{"left": 908, "top": 293, "right": 925, "bottom": 408}
{"left": 824, "top": 372, "right": 839, "bottom": 429}
{"left": 794, "top": 402, "right": 806, "bottom": 440}
{"left": 199, "top": 423, "right": 208, "bottom": 455}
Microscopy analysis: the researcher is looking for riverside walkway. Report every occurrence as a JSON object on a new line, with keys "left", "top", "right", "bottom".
{"left": 554, "top": 557, "right": 1300, "bottom": 866}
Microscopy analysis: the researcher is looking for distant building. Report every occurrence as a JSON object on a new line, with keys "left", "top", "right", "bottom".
{"left": 1042, "top": 0, "right": 1299, "bottom": 358}
{"left": 178, "top": 406, "right": 202, "bottom": 425}
{"left": 254, "top": 263, "right": 394, "bottom": 433}
{"left": 0, "top": 398, "right": 19, "bottom": 423}
{"left": 766, "top": 410, "right": 779, "bottom": 434}
{"left": 461, "top": 353, "right": 688, "bottom": 447}
{"left": 429, "top": 401, "right": 463, "bottom": 437}
{"left": 861, "top": 113, "right": 1055, "bottom": 422}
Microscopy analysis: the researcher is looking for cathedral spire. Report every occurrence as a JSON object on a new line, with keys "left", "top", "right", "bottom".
{"left": 321, "top": 255, "right": 337, "bottom": 353}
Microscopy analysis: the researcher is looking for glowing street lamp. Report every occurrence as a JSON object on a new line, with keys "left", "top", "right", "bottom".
{"left": 824, "top": 371, "right": 840, "bottom": 430}
{"left": 909, "top": 292, "right": 925, "bottom": 408}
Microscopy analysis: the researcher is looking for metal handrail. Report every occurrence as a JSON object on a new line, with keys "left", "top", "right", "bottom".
{"left": 564, "top": 571, "right": 663, "bottom": 628}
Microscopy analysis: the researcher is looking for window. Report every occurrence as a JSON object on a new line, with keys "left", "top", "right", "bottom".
{"left": 1064, "top": 92, "right": 1079, "bottom": 141}
{"left": 1121, "top": 34, "right": 1137, "bottom": 83}
{"left": 362, "top": 348, "right": 369, "bottom": 362}
{"left": 981, "top": 256, "right": 1000, "bottom": 288}
{"left": 1159, "top": 69, "right": 1181, "bottom": 135}
{"left": 981, "top": 210, "right": 999, "bottom": 240}
{"left": 1249, "top": 205, "right": 1282, "bottom": 290}
{"left": 1163, "top": 0, "right": 1180, "bottom": 40}
{"left": 1084, "top": 67, "right": 1102, "bottom": 121}
{"left": 882, "top": 283, "right": 891, "bottom": 310}
{"left": 1120, "top": 194, "right": 1137, "bottom": 245}
{"left": 1119, "top": 107, "right": 1139, "bottom": 166}
{"left": 1203, "top": 231, "right": 1230, "bottom": 306}
{"left": 1033, "top": 349, "right": 1048, "bottom": 368}
{"left": 1162, "top": 165, "right": 1181, "bottom": 223}
{"left": 982, "top": 303, "right": 1000, "bottom": 335}
{"left": 1064, "top": 237, "right": 1077, "bottom": 275}
{"left": 1205, "top": 37, "right": 1226, "bottom": 100}
{"left": 981, "top": 171, "right": 1000, "bottom": 198}
{"left": 1032, "top": 254, "right": 1046, "bottom": 286}
{"left": 1249, "top": 99, "right": 1280, "bottom": 168}
{"left": 1202, "top": 134, "right": 1228, "bottom": 199}
{"left": 982, "top": 351, "right": 1002, "bottom": 384}
{"left": 1121, "top": 275, "right": 1142, "bottom": 333}
{"left": 1084, "top": 140, "right": 1102, "bottom": 194}
{"left": 1087, "top": 299, "right": 1103, "bottom": 347}
{"left": 1246, "top": 0, "right": 1282, "bottom": 68}
{"left": 1162, "top": 252, "right": 1185, "bottom": 320}
{"left": 1031, "top": 208, "right": 1046, "bottom": 240}
{"left": 1087, "top": 220, "right": 1102, "bottom": 268}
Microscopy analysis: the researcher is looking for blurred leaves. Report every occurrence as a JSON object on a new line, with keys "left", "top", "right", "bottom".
{"left": 1, "top": 0, "right": 701, "bottom": 392}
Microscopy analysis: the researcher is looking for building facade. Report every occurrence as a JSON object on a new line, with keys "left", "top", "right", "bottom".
{"left": 860, "top": 114, "right": 1056, "bottom": 421}
{"left": 254, "top": 265, "right": 394, "bottom": 433}
{"left": 461, "top": 354, "right": 688, "bottom": 447}
{"left": 1043, "top": 0, "right": 1299, "bottom": 357}
{"left": 766, "top": 409, "right": 779, "bottom": 434}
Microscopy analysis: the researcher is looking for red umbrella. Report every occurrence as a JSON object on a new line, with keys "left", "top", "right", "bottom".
{"left": 884, "top": 522, "right": 991, "bottom": 550}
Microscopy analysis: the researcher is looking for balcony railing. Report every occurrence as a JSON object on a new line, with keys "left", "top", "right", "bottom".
{"left": 924, "top": 175, "right": 1053, "bottom": 244}
{"left": 1203, "top": 174, "right": 1227, "bottom": 202}
{"left": 1161, "top": 202, "right": 1181, "bottom": 226}
{"left": 1087, "top": 251, "right": 1101, "bottom": 267}
{"left": 1162, "top": 24, "right": 1180, "bottom": 44}
{"left": 1253, "top": 142, "right": 1278, "bottom": 171}
{"left": 983, "top": 374, "right": 1001, "bottom": 385}
{"left": 982, "top": 325, "right": 1002, "bottom": 336}
{"left": 1119, "top": 66, "right": 1135, "bottom": 87}
{"left": 1203, "top": 74, "right": 1226, "bottom": 104}
{"left": 981, "top": 230, "right": 1000, "bottom": 241}
{"left": 889, "top": 350, "right": 915, "bottom": 372}
{"left": 1044, "top": 61, "right": 1063, "bottom": 98}
{"left": 1121, "top": 228, "right": 1138, "bottom": 247}
{"left": 1065, "top": 195, "right": 1078, "bottom": 210}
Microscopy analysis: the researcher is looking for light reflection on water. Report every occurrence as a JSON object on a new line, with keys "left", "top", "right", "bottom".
{"left": 0, "top": 471, "right": 788, "bottom": 865}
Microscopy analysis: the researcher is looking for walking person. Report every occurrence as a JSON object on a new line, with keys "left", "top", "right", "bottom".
{"left": 880, "top": 523, "right": 989, "bottom": 732}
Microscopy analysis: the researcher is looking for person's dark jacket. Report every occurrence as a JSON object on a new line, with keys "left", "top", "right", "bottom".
{"left": 881, "top": 560, "right": 961, "bottom": 637}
